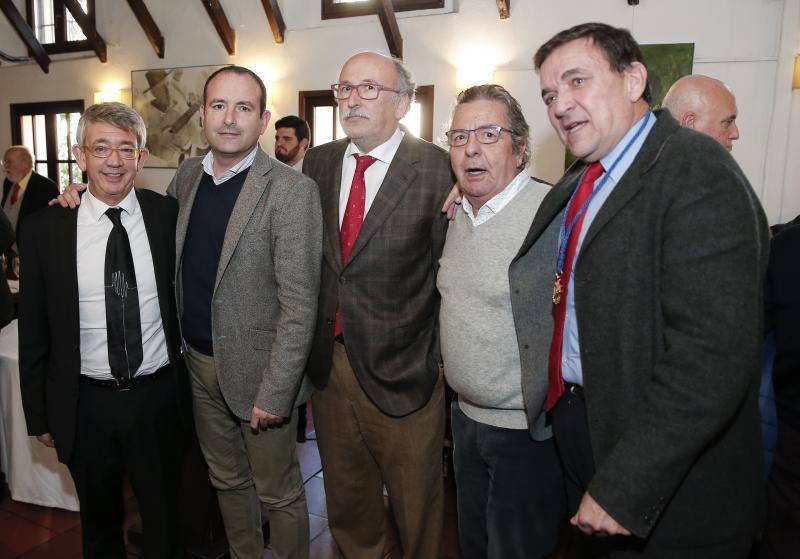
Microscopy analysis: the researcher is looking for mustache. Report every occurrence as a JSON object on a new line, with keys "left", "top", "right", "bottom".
{"left": 342, "top": 109, "right": 369, "bottom": 120}
{"left": 215, "top": 125, "right": 241, "bottom": 133}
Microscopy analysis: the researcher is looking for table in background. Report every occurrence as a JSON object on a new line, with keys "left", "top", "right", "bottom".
{"left": 0, "top": 320, "right": 79, "bottom": 511}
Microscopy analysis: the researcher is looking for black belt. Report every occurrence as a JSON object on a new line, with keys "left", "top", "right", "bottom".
{"left": 565, "top": 382, "right": 584, "bottom": 399}
{"left": 80, "top": 364, "right": 172, "bottom": 391}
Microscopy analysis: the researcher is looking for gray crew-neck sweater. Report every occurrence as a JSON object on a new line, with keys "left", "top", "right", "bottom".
{"left": 438, "top": 178, "right": 550, "bottom": 429}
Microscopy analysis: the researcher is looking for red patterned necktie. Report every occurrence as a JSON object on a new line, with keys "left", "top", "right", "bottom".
{"left": 545, "top": 161, "right": 604, "bottom": 410}
{"left": 334, "top": 154, "right": 377, "bottom": 337}
{"left": 9, "top": 183, "right": 21, "bottom": 205}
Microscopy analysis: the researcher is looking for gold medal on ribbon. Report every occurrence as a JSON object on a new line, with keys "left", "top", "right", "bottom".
{"left": 552, "top": 273, "right": 563, "bottom": 305}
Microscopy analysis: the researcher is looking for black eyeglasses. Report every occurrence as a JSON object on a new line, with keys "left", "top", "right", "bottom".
{"left": 444, "top": 125, "right": 513, "bottom": 147}
{"left": 331, "top": 82, "right": 401, "bottom": 100}
{"left": 82, "top": 145, "right": 141, "bottom": 160}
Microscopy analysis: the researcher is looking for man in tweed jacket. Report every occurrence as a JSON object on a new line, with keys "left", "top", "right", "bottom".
{"left": 168, "top": 67, "right": 321, "bottom": 559}
{"left": 303, "top": 52, "right": 452, "bottom": 558}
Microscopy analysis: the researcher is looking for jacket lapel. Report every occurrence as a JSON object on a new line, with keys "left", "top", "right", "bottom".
{"left": 136, "top": 190, "right": 171, "bottom": 337}
{"left": 215, "top": 149, "right": 272, "bottom": 291}
{"left": 320, "top": 141, "right": 348, "bottom": 272}
{"left": 174, "top": 162, "right": 204, "bottom": 268}
{"left": 344, "top": 134, "right": 417, "bottom": 266}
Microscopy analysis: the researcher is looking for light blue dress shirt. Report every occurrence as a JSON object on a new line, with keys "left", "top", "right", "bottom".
{"left": 561, "top": 112, "right": 656, "bottom": 386}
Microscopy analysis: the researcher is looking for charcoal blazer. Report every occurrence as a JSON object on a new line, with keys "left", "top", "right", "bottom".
{"left": 303, "top": 132, "right": 453, "bottom": 417}
{"left": 3, "top": 173, "right": 59, "bottom": 235}
{"left": 513, "top": 110, "right": 769, "bottom": 548}
{"left": 18, "top": 189, "right": 190, "bottom": 464}
{"left": 169, "top": 148, "right": 322, "bottom": 419}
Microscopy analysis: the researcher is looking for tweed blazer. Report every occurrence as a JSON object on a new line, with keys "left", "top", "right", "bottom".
{"left": 516, "top": 110, "right": 769, "bottom": 546}
{"left": 303, "top": 132, "right": 453, "bottom": 417}
{"left": 169, "top": 149, "right": 322, "bottom": 420}
{"left": 18, "top": 189, "right": 191, "bottom": 463}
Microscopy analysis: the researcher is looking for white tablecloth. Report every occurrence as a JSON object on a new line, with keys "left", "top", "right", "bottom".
{"left": 0, "top": 320, "right": 79, "bottom": 511}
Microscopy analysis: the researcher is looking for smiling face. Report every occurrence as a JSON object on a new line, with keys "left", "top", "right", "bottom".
{"left": 539, "top": 37, "right": 649, "bottom": 162}
{"left": 74, "top": 122, "right": 147, "bottom": 206}
{"left": 449, "top": 99, "right": 525, "bottom": 212}
{"left": 337, "top": 52, "right": 409, "bottom": 153}
{"left": 200, "top": 71, "right": 270, "bottom": 171}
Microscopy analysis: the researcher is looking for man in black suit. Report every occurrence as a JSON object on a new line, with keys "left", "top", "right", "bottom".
{"left": 514, "top": 23, "right": 768, "bottom": 557}
{"left": 2, "top": 145, "right": 59, "bottom": 235}
{"left": 19, "top": 102, "right": 190, "bottom": 558}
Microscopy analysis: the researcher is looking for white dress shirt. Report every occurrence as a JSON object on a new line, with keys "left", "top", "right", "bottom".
{"left": 338, "top": 127, "right": 405, "bottom": 227}
{"left": 76, "top": 187, "right": 170, "bottom": 380}
{"left": 201, "top": 145, "right": 259, "bottom": 185}
{"left": 460, "top": 170, "right": 532, "bottom": 226}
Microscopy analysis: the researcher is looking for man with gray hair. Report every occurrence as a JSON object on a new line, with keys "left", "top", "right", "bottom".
{"left": 438, "top": 84, "right": 564, "bottom": 558}
{"left": 662, "top": 74, "right": 740, "bottom": 151}
{"left": 19, "top": 102, "right": 190, "bottom": 557}
{"left": 303, "top": 52, "right": 452, "bottom": 557}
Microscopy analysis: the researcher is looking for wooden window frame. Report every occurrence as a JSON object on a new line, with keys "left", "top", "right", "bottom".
{"left": 10, "top": 100, "right": 85, "bottom": 185}
{"left": 299, "top": 85, "right": 434, "bottom": 146}
{"left": 26, "top": 0, "right": 96, "bottom": 55}
{"left": 322, "top": 0, "right": 444, "bottom": 20}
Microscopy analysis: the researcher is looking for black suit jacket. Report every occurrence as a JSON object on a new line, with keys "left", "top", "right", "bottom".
{"left": 514, "top": 110, "right": 769, "bottom": 547}
{"left": 0, "top": 210, "right": 14, "bottom": 326}
{"left": 3, "top": 173, "right": 59, "bottom": 235}
{"left": 303, "top": 132, "right": 453, "bottom": 417}
{"left": 19, "top": 188, "right": 191, "bottom": 464}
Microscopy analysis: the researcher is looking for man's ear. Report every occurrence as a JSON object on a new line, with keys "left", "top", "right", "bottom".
{"left": 72, "top": 144, "right": 87, "bottom": 172}
{"left": 299, "top": 138, "right": 310, "bottom": 151}
{"left": 624, "top": 61, "right": 648, "bottom": 102}
{"left": 681, "top": 112, "right": 696, "bottom": 129}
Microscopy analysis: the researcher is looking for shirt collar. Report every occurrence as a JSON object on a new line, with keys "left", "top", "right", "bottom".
{"left": 202, "top": 145, "right": 259, "bottom": 185}
{"left": 461, "top": 170, "right": 530, "bottom": 221}
{"left": 16, "top": 169, "right": 34, "bottom": 189}
{"left": 599, "top": 111, "right": 655, "bottom": 183}
{"left": 83, "top": 186, "right": 138, "bottom": 223}
{"left": 345, "top": 127, "right": 405, "bottom": 163}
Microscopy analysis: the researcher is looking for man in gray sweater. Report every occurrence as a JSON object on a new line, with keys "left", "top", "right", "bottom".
{"left": 438, "top": 84, "right": 565, "bottom": 558}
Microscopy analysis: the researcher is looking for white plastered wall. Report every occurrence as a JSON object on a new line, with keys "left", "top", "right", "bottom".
{"left": 0, "top": 0, "right": 797, "bottom": 223}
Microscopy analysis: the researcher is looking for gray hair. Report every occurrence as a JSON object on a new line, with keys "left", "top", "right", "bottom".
{"left": 3, "top": 145, "right": 33, "bottom": 167}
{"left": 453, "top": 84, "right": 531, "bottom": 169}
{"left": 76, "top": 102, "right": 147, "bottom": 149}
{"left": 391, "top": 56, "right": 417, "bottom": 104}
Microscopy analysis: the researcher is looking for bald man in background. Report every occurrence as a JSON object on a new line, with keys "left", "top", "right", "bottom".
{"left": 662, "top": 75, "right": 740, "bottom": 151}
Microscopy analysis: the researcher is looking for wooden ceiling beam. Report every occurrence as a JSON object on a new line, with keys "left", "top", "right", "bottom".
{"left": 260, "top": 0, "right": 286, "bottom": 44}
{"left": 125, "top": 0, "right": 165, "bottom": 58}
{"left": 496, "top": 0, "right": 510, "bottom": 19}
{"left": 375, "top": 0, "right": 402, "bottom": 59}
{"left": 0, "top": 0, "right": 50, "bottom": 73}
{"left": 200, "top": 0, "right": 236, "bottom": 55}
{"left": 63, "top": 0, "right": 107, "bottom": 62}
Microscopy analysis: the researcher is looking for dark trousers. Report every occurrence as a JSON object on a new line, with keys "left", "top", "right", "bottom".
{"left": 68, "top": 369, "right": 182, "bottom": 559}
{"left": 452, "top": 401, "right": 564, "bottom": 559}
{"left": 761, "top": 419, "right": 800, "bottom": 559}
{"left": 552, "top": 387, "right": 753, "bottom": 559}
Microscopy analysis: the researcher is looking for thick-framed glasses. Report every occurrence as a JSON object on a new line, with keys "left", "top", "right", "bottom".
{"left": 82, "top": 144, "right": 141, "bottom": 160}
{"left": 445, "top": 125, "right": 513, "bottom": 147}
{"left": 331, "top": 82, "right": 401, "bottom": 100}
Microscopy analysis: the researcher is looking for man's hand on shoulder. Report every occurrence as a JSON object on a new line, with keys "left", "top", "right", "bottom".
{"left": 250, "top": 406, "right": 285, "bottom": 431}
{"left": 36, "top": 433, "right": 55, "bottom": 448}
{"left": 571, "top": 492, "right": 632, "bottom": 537}
{"left": 49, "top": 183, "right": 86, "bottom": 208}
{"left": 441, "top": 183, "right": 462, "bottom": 221}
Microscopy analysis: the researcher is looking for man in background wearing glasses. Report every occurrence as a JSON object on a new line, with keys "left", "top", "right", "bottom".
{"left": 437, "top": 84, "right": 564, "bottom": 559}
{"left": 19, "top": 102, "right": 190, "bottom": 557}
{"left": 302, "top": 52, "right": 452, "bottom": 558}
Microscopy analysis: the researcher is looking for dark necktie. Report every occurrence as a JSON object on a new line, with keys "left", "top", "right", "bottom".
{"left": 334, "top": 154, "right": 377, "bottom": 337}
{"left": 104, "top": 208, "right": 143, "bottom": 380}
{"left": 9, "top": 183, "right": 21, "bottom": 205}
{"left": 545, "top": 161, "right": 604, "bottom": 410}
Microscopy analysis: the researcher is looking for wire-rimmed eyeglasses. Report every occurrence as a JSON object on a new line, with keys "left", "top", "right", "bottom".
{"left": 444, "top": 125, "right": 513, "bottom": 147}
{"left": 82, "top": 145, "right": 141, "bottom": 160}
{"left": 331, "top": 82, "right": 401, "bottom": 101}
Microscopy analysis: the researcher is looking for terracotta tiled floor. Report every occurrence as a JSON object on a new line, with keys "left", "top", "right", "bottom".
{"left": 0, "top": 409, "right": 463, "bottom": 559}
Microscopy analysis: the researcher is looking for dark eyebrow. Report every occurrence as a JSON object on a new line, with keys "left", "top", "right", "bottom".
{"left": 541, "top": 68, "right": 587, "bottom": 98}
